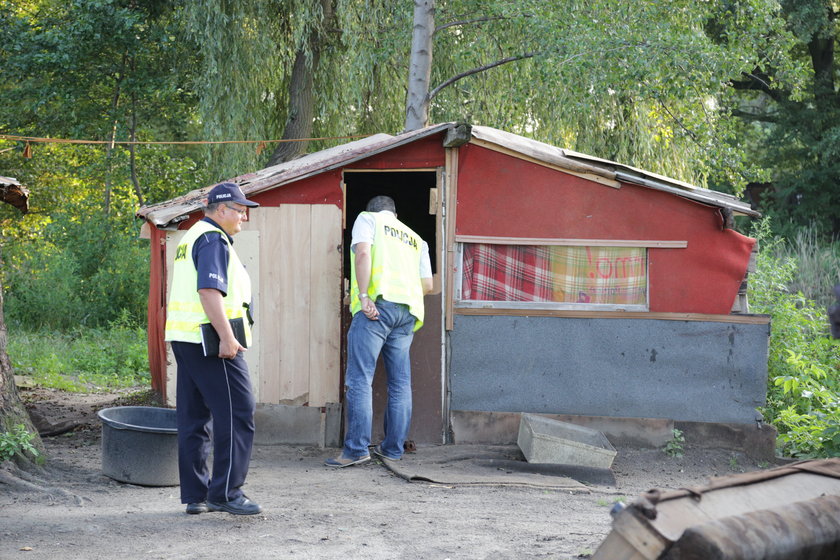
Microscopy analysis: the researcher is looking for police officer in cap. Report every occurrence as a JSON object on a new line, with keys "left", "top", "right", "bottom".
{"left": 165, "top": 182, "right": 262, "bottom": 515}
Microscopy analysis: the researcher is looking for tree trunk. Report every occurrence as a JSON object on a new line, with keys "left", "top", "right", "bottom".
{"left": 266, "top": 0, "right": 335, "bottom": 167}
{"left": 0, "top": 248, "right": 44, "bottom": 466}
{"left": 266, "top": 48, "right": 320, "bottom": 166}
{"left": 807, "top": 19, "right": 835, "bottom": 112}
{"left": 404, "top": 0, "right": 435, "bottom": 132}
{"left": 129, "top": 91, "right": 144, "bottom": 207}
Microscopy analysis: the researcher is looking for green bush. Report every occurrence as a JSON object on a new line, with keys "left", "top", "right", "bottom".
{"left": 749, "top": 219, "right": 840, "bottom": 458}
{"left": 3, "top": 207, "right": 149, "bottom": 330}
{"left": 0, "top": 425, "right": 39, "bottom": 463}
{"left": 664, "top": 428, "right": 685, "bottom": 458}
{"left": 8, "top": 312, "right": 150, "bottom": 392}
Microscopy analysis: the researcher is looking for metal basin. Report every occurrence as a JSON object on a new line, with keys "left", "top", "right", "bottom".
{"left": 97, "top": 406, "right": 178, "bottom": 487}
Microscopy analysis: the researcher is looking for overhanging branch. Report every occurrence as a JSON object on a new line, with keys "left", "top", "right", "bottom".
{"left": 730, "top": 109, "right": 778, "bottom": 123}
{"left": 429, "top": 42, "right": 647, "bottom": 101}
{"left": 428, "top": 52, "right": 539, "bottom": 100}
{"left": 731, "top": 70, "right": 785, "bottom": 103}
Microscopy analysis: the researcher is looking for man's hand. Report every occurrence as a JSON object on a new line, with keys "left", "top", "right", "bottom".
{"left": 199, "top": 288, "right": 246, "bottom": 359}
{"left": 217, "top": 335, "right": 245, "bottom": 359}
{"left": 361, "top": 295, "right": 379, "bottom": 320}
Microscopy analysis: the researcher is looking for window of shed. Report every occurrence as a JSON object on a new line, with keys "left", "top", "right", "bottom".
{"left": 456, "top": 243, "right": 648, "bottom": 310}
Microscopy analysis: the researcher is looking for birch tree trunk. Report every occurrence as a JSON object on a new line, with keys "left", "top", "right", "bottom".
{"left": 404, "top": 0, "right": 435, "bottom": 132}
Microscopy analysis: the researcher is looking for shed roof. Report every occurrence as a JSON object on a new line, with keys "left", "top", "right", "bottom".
{"left": 0, "top": 175, "right": 30, "bottom": 214}
{"left": 137, "top": 123, "right": 758, "bottom": 228}
{"left": 467, "top": 126, "right": 758, "bottom": 217}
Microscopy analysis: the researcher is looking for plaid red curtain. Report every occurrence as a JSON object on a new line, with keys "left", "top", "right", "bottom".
{"left": 462, "top": 244, "right": 647, "bottom": 305}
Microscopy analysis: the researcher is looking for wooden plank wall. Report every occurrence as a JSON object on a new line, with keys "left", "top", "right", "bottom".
{"left": 247, "top": 205, "right": 341, "bottom": 407}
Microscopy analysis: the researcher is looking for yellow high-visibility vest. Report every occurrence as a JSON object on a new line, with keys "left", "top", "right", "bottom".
{"left": 164, "top": 220, "right": 252, "bottom": 344}
{"left": 350, "top": 212, "right": 425, "bottom": 331}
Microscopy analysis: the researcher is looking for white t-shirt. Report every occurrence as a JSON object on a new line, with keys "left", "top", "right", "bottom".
{"left": 351, "top": 211, "right": 433, "bottom": 279}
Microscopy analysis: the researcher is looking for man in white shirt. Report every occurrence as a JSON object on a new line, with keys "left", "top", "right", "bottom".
{"left": 326, "top": 195, "right": 433, "bottom": 467}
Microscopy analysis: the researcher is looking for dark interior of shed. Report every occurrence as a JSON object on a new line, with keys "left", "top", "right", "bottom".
{"left": 341, "top": 171, "right": 438, "bottom": 280}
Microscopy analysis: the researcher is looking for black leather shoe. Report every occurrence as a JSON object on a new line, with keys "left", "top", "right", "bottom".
{"left": 206, "top": 496, "right": 262, "bottom": 515}
{"left": 185, "top": 502, "right": 208, "bottom": 514}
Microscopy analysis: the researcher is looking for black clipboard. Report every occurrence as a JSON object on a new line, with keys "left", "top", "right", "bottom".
{"left": 199, "top": 317, "right": 247, "bottom": 357}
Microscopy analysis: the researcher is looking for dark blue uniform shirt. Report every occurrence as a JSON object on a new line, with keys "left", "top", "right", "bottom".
{"left": 192, "top": 217, "right": 232, "bottom": 296}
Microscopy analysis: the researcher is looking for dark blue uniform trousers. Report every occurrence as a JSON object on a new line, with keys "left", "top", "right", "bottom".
{"left": 171, "top": 342, "right": 256, "bottom": 504}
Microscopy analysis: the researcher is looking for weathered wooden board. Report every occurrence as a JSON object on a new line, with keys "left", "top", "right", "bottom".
{"left": 593, "top": 459, "right": 840, "bottom": 560}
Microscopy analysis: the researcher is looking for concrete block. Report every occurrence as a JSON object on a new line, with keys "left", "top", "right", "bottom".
{"left": 517, "top": 413, "right": 617, "bottom": 468}
{"left": 551, "top": 414, "right": 673, "bottom": 447}
{"left": 324, "top": 402, "right": 342, "bottom": 448}
{"left": 254, "top": 403, "right": 323, "bottom": 445}
{"left": 676, "top": 420, "right": 778, "bottom": 462}
{"left": 452, "top": 409, "right": 673, "bottom": 448}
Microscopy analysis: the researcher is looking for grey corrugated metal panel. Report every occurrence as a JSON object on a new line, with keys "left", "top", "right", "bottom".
{"left": 562, "top": 148, "right": 703, "bottom": 190}
{"left": 137, "top": 123, "right": 456, "bottom": 228}
{"left": 469, "top": 126, "right": 758, "bottom": 218}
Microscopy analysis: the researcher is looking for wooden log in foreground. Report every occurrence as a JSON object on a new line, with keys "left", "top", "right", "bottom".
{"left": 593, "top": 458, "right": 840, "bottom": 560}
{"left": 664, "top": 494, "right": 840, "bottom": 560}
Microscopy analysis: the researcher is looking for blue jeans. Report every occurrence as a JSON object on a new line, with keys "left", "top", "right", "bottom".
{"left": 343, "top": 299, "right": 415, "bottom": 459}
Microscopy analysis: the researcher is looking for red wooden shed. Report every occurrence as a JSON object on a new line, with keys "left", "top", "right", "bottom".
{"left": 137, "top": 123, "right": 770, "bottom": 452}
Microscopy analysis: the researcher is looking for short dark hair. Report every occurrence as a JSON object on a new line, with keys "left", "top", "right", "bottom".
{"left": 366, "top": 195, "right": 396, "bottom": 213}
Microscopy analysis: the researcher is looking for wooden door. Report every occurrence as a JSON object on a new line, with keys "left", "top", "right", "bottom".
{"left": 244, "top": 204, "right": 342, "bottom": 407}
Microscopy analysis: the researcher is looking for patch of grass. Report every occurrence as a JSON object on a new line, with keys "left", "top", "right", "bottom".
{"left": 774, "top": 224, "right": 840, "bottom": 310}
{"left": 8, "top": 318, "right": 150, "bottom": 392}
{"left": 596, "top": 496, "right": 627, "bottom": 507}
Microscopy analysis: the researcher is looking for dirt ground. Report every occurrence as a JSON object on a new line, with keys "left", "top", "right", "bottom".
{"left": 1, "top": 387, "right": 774, "bottom": 560}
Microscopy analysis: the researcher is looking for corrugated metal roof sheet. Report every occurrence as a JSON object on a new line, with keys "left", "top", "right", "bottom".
{"left": 137, "top": 123, "right": 758, "bottom": 228}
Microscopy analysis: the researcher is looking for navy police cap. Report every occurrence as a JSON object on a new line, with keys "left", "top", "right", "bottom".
{"left": 207, "top": 182, "right": 259, "bottom": 207}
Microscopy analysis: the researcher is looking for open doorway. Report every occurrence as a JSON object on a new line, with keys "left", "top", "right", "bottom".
{"left": 341, "top": 170, "right": 444, "bottom": 444}
{"left": 342, "top": 171, "right": 437, "bottom": 277}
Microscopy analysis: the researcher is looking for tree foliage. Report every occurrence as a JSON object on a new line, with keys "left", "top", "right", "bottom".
{"left": 182, "top": 0, "right": 802, "bottom": 193}
{"left": 727, "top": 0, "right": 840, "bottom": 237}
{"left": 0, "top": 0, "right": 209, "bottom": 329}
